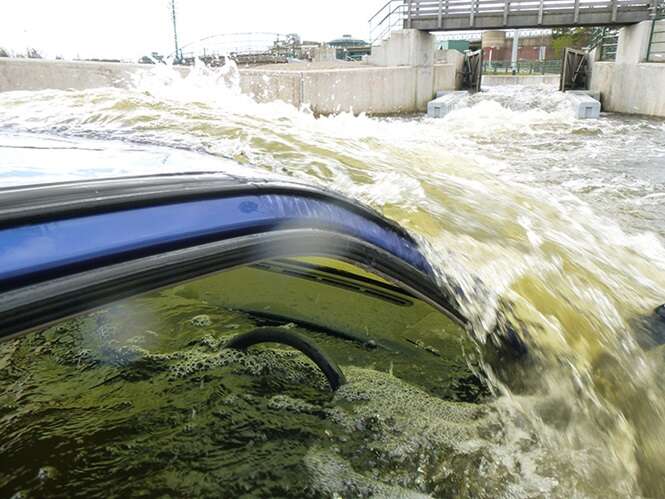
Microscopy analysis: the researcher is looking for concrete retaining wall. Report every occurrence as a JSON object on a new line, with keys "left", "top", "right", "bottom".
{"left": 0, "top": 47, "right": 462, "bottom": 115}
{"left": 241, "top": 64, "right": 458, "bottom": 114}
{"left": 240, "top": 70, "right": 303, "bottom": 108}
{"left": 590, "top": 61, "right": 665, "bottom": 117}
{"left": 589, "top": 20, "right": 665, "bottom": 118}
{"left": 0, "top": 57, "right": 190, "bottom": 92}
{"left": 301, "top": 67, "right": 418, "bottom": 114}
{"left": 481, "top": 74, "right": 560, "bottom": 87}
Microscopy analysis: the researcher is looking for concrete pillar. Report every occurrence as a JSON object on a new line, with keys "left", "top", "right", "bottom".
{"left": 368, "top": 29, "right": 434, "bottom": 67}
{"left": 368, "top": 29, "right": 437, "bottom": 111}
{"left": 616, "top": 20, "right": 654, "bottom": 64}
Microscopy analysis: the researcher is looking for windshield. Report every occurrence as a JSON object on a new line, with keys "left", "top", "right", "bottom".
{"left": 1, "top": 1, "right": 665, "bottom": 497}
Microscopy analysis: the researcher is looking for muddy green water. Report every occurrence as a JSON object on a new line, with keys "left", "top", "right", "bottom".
{"left": 0, "top": 66, "right": 664, "bottom": 498}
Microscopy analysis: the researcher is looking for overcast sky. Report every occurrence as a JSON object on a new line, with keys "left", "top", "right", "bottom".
{"left": 1, "top": 0, "right": 376, "bottom": 60}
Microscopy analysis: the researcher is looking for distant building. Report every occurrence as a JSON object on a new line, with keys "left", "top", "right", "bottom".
{"left": 438, "top": 40, "right": 470, "bottom": 52}
{"left": 481, "top": 31, "right": 555, "bottom": 63}
{"left": 328, "top": 35, "right": 371, "bottom": 61}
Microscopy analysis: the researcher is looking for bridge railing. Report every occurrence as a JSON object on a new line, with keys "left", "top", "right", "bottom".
{"left": 402, "top": 0, "right": 659, "bottom": 29}
{"left": 368, "top": 0, "right": 663, "bottom": 47}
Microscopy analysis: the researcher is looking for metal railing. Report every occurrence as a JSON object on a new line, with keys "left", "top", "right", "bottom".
{"left": 483, "top": 58, "right": 562, "bottom": 73}
{"left": 170, "top": 32, "right": 297, "bottom": 59}
{"left": 647, "top": 16, "right": 665, "bottom": 61}
{"left": 368, "top": 0, "right": 662, "bottom": 44}
{"left": 588, "top": 26, "right": 620, "bottom": 60}
{"left": 401, "top": 0, "right": 659, "bottom": 29}
{"left": 369, "top": 0, "right": 407, "bottom": 44}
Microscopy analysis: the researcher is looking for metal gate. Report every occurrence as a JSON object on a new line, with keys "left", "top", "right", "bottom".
{"left": 559, "top": 48, "right": 589, "bottom": 91}
{"left": 462, "top": 49, "right": 483, "bottom": 93}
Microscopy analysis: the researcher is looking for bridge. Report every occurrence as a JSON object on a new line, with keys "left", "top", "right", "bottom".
{"left": 370, "top": 0, "right": 661, "bottom": 41}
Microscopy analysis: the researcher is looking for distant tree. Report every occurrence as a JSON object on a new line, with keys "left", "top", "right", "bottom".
{"left": 26, "top": 48, "right": 43, "bottom": 59}
{"left": 0, "top": 47, "right": 9, "bottom": 58}
{"left": 551, "top": 28, "right": 593, "bottom": 57}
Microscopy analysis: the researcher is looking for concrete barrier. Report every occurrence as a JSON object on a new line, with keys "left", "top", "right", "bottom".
{"left": 481, "top": 74, "right": 560, "bottom": 87}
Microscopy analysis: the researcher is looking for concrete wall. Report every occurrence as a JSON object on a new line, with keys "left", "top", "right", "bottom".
{"left": 434, "top": 63, "right": 463, "bottom": 93}
{"left": 301, "top": 67, "right": 418, "bottom": 114}
{"left": 0, "top": 57, "right": 187, "bottom": 92}
{"left": 241, "top": 34, "right": 464, "bottom": 114}
{"left": 240, "top": 64, "right": 458, "bottom": 114}
{"left": 367, "top": 30, "right": 452, "bottom": 112}
{"left": 0, "top": 58, "right": 133, "bottom": 92}
{"left": 590, "top": 60, "right": 665, "bottom": 117}
{"left": 482, "top": 74, "right": 560, "bottom": 87}
{"left": 615, "top": 20, "right": 653, "bottom": 64}
{"left": 367, "top": 29, "right": 434, "bottom": 67}
{"left": 0, "top": 30, "right": 464, "bottom": 116}
{"left": 589, "top": 20, "right": 665, "bottom": 117}
{"left": 311, "top": 47, "right": 337, "bottom": 63}
{"left": 240, "top": 70, "right": 303, "bottom": 108}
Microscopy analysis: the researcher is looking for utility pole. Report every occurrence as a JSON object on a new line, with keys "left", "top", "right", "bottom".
{"left": 171, "top": 0, "right": 180, "bottom": 63}
{"left": 511, "top": 29, "right": 519, "bottom": 75}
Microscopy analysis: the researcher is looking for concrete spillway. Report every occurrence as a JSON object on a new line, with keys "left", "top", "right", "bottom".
{"left": 427, "top": 89, "right": 602, "bottom": 120}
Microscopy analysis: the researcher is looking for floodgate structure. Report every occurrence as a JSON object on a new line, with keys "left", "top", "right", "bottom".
{"left": 0, "top": 0, "right": 664, "bottom": 116}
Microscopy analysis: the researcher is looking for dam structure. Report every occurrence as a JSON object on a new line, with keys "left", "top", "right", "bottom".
{"left": 0, "top": 1, "right": 664, "bottom": 117}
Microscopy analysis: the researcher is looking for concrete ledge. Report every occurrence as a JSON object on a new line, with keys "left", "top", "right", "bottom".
{"left": 482, "top": 74, "right": 560, "bottom": 87}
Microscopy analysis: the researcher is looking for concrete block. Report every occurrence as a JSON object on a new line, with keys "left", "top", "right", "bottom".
{"left": 565, "top": 91, "right": 601, "bottom": 119}
{"left": 568, "top": 90, "right": 601, "bottom": 101}
{"left": 427, "top": 91, "right": 468, "bottom": 118}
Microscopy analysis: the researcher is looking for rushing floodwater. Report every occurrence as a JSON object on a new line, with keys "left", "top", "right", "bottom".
{"left": 1, "top": 63, "right": 664, "bottom": 498}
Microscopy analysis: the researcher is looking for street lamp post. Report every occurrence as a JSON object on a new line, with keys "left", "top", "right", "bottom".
{"left": 171, "top": 0, "right": 181, "bottom": 63}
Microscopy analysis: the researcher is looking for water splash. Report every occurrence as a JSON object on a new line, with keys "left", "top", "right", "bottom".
{"left": 0, "top": 61, "right": 664, "bottom": 496}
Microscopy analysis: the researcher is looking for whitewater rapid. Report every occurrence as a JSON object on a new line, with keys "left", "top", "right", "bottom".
{"left": 0, "top": 62, "right": 664, "bottom": 497}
